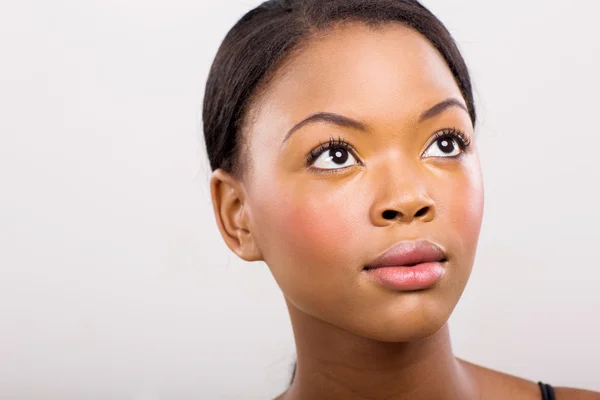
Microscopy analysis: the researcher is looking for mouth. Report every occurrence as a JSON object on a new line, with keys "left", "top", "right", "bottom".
{"left": 364, "top": 239, "right": 447, "bottom": 270}
{"left": 362, "top": 240, "right": 448, "bottom": 291}
{"left": 363, "top": 259, "right": 447, "bottom": 270}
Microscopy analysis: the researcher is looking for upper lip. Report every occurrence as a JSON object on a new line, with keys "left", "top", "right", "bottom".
{"left": 364, "top": 239, "right": 447, "bottom": 269}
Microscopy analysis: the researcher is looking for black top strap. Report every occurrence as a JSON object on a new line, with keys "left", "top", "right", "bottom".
{"left": 538, "top": 382, "right": 556, "bottom": 400}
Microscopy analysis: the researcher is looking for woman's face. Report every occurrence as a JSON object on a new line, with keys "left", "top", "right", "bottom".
{"left": 237, "top": 22, "right": 484, "bottom": 341}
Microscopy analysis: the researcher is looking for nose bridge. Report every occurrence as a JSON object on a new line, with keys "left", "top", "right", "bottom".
{"left": 369, "top": 151, "right": 435, "bottom": 225}
{"left": 375, "top": 149, "right": 424, "bottom": 195}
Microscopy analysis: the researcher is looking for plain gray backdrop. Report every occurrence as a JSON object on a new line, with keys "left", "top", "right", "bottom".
{"left": 1, "top": 0, "right": 599, "bottom": 398}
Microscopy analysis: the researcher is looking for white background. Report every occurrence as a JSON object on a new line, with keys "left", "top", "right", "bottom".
{"left": 1, "top": 0, "right": 599, "bottom": 398}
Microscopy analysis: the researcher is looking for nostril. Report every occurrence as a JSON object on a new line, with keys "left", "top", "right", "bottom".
{"left": 415, "top": 207, "right": 429, "bottom": 218}
{"left": 382, "top": 210, "right": 399, "bottom": 220}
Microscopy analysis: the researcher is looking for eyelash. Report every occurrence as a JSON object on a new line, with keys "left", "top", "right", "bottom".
{"left": 305, "top": 136, "right": 360, "bottom": 167}
{"left": 304, "top": 128, "right": 471, "bottom": 169}
{"left": 430, "top": 128, "right": 472, "bottom": 153}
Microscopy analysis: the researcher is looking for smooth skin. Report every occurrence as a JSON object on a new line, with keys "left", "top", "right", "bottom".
{"left": 210, "top": 22, "right": 600, "bottom": 400}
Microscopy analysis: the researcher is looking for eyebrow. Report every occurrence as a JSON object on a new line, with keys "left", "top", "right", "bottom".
{"left": 419, "top": 98, "right": 469, "bottom": 122}
{"left": 282, "top": 112, "right": 368, "bottom": 144}
{"left": 281, "top": 97, "right": 469, "bottom": 144}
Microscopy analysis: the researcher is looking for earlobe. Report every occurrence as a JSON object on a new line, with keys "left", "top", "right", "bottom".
{"left": 209, "top": 169, "right": 263, "bottom": 262}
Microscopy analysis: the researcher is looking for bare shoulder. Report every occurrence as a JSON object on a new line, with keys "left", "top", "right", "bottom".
{"left": 459, "top": 358, "right": 542, "bottom": 399}
{"left": 554, "top": 387, "right": 600, "bottom": 400}
{"left": 459, "top": 359, "right": 599, "bottom": 400}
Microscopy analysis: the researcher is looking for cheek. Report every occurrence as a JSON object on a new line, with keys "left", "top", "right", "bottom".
{"left": 276, "top": 191, "right": 360, "bottom": 265}
{"left": 251, "top": 178, "right": 367, "bottom": 280}
{"left": 287, "top": 205, "right": 337, "bottom": 249}
{"left": 443, "top": 158, "right": 484, "bottom": 260}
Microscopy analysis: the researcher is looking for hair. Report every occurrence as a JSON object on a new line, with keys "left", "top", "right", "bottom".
{"left": 202, "top": 0, "right": 476, "bottom": 386}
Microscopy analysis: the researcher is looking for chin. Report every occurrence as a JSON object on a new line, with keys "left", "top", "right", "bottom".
{"left": 330, "top": 293, "right": 457, "bottom": 343}
{"left": 354, "top": 313, "right": 450, "bottom": 343}
{"left": 368, "top": 319, "right": 448, "bottom": 343}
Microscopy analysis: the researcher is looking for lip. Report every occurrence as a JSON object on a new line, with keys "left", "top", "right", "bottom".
{"left": 364, "top": 239, "right": 447, "bottom": 291}
{"left": 365, "top": 239, "right": 446, "bottom": 269}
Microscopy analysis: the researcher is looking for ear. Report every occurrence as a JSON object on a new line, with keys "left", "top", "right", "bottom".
{"left": 209, "top": 169, "right": 263, "bottom": 262}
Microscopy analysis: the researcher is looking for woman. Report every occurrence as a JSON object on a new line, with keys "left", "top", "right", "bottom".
{"left": 202, "top": 0, "right": 600, "bottom": 398}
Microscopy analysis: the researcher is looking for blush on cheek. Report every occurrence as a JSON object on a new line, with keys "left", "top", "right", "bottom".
{"left": 287, "top": 202, "right": 346, "bottom": 248}
{"left": 447, "top": 175, "right": 484, "bottom": 249}
{"left": 272, "top": 195, "right": 358, "bottom": 269}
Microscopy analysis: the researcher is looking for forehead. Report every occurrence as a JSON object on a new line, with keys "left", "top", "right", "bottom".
{"left": 248, "top": 22, "right": 464, "bottom": 135}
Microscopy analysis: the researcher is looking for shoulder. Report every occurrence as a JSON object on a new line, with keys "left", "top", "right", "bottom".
{"left": 461, "top": 359, "right": 542, "bottom": 399}
{"left": 554, "top": 387, "right": 600, "bottom": 400}
{"left": 460, "top": 359, "right": 599, "bottom": 400}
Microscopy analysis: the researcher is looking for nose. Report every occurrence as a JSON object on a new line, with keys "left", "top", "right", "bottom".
{"left": 370, "top": 172, "right": 436, "bottom": 226}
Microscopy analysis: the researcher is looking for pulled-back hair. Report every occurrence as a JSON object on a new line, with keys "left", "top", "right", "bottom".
{"left": 203, "top": 0, "right": 475, "bottom": 179}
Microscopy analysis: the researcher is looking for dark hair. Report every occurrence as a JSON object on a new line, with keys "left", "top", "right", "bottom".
{"left": 203, "top": 0, "right": 476, "bottom": 179}
{"left": 202, "top": 0, "right": 476, "bottom": 385}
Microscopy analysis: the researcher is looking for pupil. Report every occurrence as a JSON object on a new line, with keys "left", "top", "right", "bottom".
{"left": 330, "top": 148, "right": 349, "bottom": 164}
{"left": 438, "top": 139, "right": 455, "bottom": 153}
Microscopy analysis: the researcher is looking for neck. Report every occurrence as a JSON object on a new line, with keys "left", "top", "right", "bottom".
{"left": 281, "top": 300, "right": 479, "bottom": 400}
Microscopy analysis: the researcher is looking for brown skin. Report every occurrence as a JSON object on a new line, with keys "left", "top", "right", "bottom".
{"left": 210, "top": 22, "right": 600, "bottom": 400}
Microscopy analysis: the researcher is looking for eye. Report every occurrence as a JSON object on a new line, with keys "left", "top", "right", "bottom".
{"left": 306, "top": 137, "right": 361, "bottom": 171}
{"left": 312, "top": 147, "right": 358, "bottom": 169}
{"left": 422, "top": 128, "right": 471, "bottom": 158}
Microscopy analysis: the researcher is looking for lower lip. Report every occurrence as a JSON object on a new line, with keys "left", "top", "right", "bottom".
{"left": 364, "top": 262, "right": 446, "bottom": 291}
